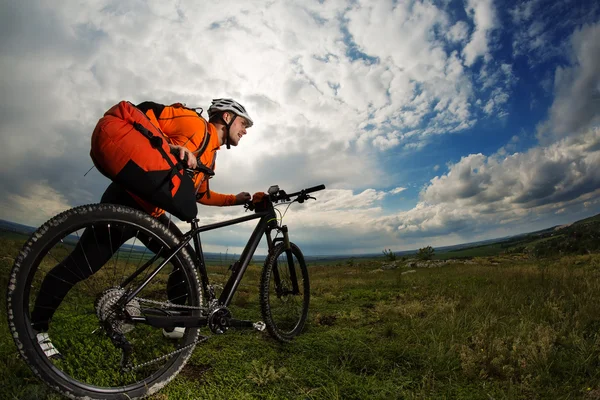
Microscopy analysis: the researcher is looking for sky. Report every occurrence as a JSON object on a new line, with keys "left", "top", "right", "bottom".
{"left": 0, "top": 0, "right": 599, "bottom": 255}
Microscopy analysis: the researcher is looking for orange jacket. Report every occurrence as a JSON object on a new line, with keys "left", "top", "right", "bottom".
{"left": 132, "top": 102, "right": 236, "bottom": 216}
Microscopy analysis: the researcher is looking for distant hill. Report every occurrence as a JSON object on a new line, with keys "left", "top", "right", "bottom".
{"left": 0, "top": 219, "right": 266, "bottom": 263}
{"left": 2, "top": 211, "right": 599, "bottom": 260}
{"left": 0, "top": 220, "right": 37, "bottom": 236}
{"left": 432, "top": 212, "right": 600, "bottom": 259}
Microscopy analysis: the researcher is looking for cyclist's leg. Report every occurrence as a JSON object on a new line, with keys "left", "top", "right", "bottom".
{"left": 101, "top": 182, "right": 191, "bottom": 306}
{"left": 157, "top": 214, "right": 190, "bottom": 305}
{"left": 30, "top": 218, "right": 134, "bottom": 332}
{"left": 30, "top": 183, "right": 137, "bottom": 332}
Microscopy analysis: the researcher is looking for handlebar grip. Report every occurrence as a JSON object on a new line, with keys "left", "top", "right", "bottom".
{"left": 284, "top": 184, "right": 326, "bottom": 199}
{"left": 304, "top": 184, "right": 326, "bottom": 193}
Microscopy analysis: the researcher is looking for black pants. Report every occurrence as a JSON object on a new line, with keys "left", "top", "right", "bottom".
{"left": 31, "top": 182, "right": 189, "bottom": 332}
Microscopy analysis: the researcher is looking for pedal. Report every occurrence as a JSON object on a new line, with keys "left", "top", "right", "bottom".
{"left": 253, "top": 321, "right": 266, "bottom": 332}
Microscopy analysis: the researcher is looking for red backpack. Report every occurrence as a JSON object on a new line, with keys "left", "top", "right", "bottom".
{"left": 90, "top": 101, "right": 197, "bottom": 221}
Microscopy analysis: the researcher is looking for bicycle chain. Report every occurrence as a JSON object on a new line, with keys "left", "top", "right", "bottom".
{"left": 121, "top": 296, "right": 208, "bottom": 372}
{"left": 124, "top": 335, "right": 209, "bottom": 372}
{"left": 134, "top": 296, "right": 206, "bottom": 311}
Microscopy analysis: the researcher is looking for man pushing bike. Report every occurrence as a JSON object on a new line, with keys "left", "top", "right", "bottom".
{"left": 31, "top": 98, "right": 255, "bottom": 357}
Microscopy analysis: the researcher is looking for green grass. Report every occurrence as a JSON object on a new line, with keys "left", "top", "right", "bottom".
{"left": 522, "top": 234, "right": 566, "bottom": 249}
{"left": 436, "top": 243, "right": 506, "bottom": 259}
{"left": 2, "top": 236, "right": 600, "bottom": 399}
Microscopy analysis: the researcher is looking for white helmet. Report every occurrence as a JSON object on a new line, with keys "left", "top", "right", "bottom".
{"left": 208, "top": 98, "right": 253, "bottom": 127}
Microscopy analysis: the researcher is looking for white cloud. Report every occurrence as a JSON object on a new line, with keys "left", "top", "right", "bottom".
{"left": 483, "top": 88, "right": 510, "bottom": 116}
{"left": 462, "top": 0, "right": 498, "bottom": 66}
{"left": 448, "top": 21, "right": 470, "bottom": 43}
{"left": 0, "top": 0, "right": 512, "bottom": 228}
{"left": 508, "top": 0, "right": 539, "bottom": 24}
{"left": 390, "top": 187, "right": 407, "bottom": 195}
{"left": 1, "top": 0, "right": 597, "bottom": 255}
{"left": 509, "top": 0, "right": 600, "bottom": 66}
{"left": 377, "top": 126, "right": 600, "bottom": 240}
{"left": 539, "top": 23, "right": 600, "bottom": 140}
{"left": 511, "top": 17, "right": 553, "bottom": 62}
{"left": 211, "top": 124, "right": 600, "bottom": 252}
{"left": 343, "top": 0, "right": 491, "bottom": 144}
{"left": 0, "top": 182, "right": 72, "bottom": 226}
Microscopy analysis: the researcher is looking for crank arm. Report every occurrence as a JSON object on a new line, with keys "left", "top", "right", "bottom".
{"left": 228, "top": 319, "right": 266, "bottom": 331}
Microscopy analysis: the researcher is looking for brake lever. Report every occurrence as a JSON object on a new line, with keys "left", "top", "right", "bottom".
{"left": 297, "top": 193, "right": 317, "bottom": 204}
{"left": 272, "top": 189, "right": 289, "bottom": 203}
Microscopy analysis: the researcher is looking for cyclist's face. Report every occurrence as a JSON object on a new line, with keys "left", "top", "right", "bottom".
{"left": 228, "top": 115, "right": 250, "bottom": 146}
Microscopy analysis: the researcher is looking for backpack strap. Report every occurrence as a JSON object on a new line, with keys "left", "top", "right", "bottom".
{"left": 136, "top": 101, "right": 166, "bottom": 120}
{"left": 168, "top": 102, "right": 204, "bottom": 118}
{"left": 139, "top": 101, "right": 211, "bottom": 162}
{"left": 136, "top": 102, "right": 214, "bottom": 194}
{"left": 193, "top": 130, "right": 211, "bottom": 158}
{"left": 132, "top": 122, "right": 185, "bottom": 183}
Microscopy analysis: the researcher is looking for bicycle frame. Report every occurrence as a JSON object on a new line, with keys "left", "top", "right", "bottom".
{"left": 120, "top": 205, "right": 282, "bottom": 328}
{"left": 188, "top": 209, "right": 277, "bottom": 306}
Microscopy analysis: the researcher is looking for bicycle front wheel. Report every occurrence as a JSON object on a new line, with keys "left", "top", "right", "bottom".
{"left": 7, "top": 204, "right": 202, "bottom": 399}
{"left": 260, "top": 242, "right": 310, "bottom": 342}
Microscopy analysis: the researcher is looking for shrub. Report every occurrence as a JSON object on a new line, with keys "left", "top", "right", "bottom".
{"left": 382, "top": 248, "right": 397, "bottom": 261}
{"left": 417, "top": 246, "right": 435, "bottom": 261}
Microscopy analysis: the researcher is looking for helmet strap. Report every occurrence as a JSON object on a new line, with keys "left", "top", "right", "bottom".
{"left": 221, "top": 113, "right": 237, "bottom": 150}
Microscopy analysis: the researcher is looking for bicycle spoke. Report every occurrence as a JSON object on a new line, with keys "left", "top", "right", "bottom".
{"left": 42, "top": 232, "right": 97, "bottom": 298}
{"left": 110, "top": 223, "right": 127, "bottom": 287}
{"left": 12, "top": 206, "right": 202, "bottom": 397}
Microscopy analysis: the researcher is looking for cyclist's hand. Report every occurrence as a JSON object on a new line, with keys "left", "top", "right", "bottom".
{"left": 170, "top": 145, "right": 197, "bottom": 169}
{"left": 235, "top": 192, "right": 251, "bottom": 205}
{"left": 252, "top": 192, "right": 268, "bottom": 203}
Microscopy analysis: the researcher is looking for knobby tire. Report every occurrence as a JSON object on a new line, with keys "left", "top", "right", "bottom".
{"left": 7, "top": 204, "right": 201, "bottom": 399}
{"left": 260, "top": 242, "right": 310, "bottom": 342}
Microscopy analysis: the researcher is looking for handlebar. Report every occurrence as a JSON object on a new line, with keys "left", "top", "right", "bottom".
{"left": 269, "top": 184, "right": 326, "bottom": 203}
{"left": 285, "top": 184, "right": 326, "bottom": 198}
{"left": 245, "top": 184, "right": 326, "bottom": 212}
{"left": 172, "top": 147, "right": 325, "bottom": 206}
{"left": 172, "top": 147, "right": 325, "bottom": 208}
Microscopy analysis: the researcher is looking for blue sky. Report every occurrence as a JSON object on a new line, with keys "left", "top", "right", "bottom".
{"left": 0, "top": 0, "right": 599, "bottom": 255}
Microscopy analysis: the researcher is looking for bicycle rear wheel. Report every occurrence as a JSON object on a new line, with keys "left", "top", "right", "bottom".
{"left": 7, "top": 204, "right": 202, "bottom": 399}
{"left": 260, "top": 242, "right": 310, "bottom": 342}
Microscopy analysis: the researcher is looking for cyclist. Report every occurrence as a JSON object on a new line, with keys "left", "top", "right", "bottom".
{"left": 31, "top": 99, "right": 254, "bottom": 358}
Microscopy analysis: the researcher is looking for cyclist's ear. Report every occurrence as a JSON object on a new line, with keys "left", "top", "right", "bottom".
{"left": 222, "top": 111, "right": 234, "bottom": 124}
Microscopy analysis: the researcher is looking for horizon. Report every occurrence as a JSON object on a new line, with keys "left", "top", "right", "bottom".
{"left": 0, "top": 0, "right": 599, "bottom": 255}
{"left": 1, "top": 209, "right": 592, "bottom": 257}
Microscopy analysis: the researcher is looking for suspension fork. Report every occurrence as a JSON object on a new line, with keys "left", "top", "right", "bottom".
{"left": 282, "top": 226, "right": 300, "bottom": 294}
{"left": 269, "top": 225, "right": 300, "bottom": 295}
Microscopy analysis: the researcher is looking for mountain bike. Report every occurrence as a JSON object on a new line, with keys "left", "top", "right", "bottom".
{"left": 6, "top": 183, "right": 325, "bottom": 399}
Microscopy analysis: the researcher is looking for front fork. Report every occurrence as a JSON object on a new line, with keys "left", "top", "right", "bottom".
{"left": 267, "top": 225, "right": 300, "bottom": 296}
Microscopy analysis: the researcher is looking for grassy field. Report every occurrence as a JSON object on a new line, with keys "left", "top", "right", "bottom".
{"left": 2, "top": 235, "right": 600, "bottom": 399}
